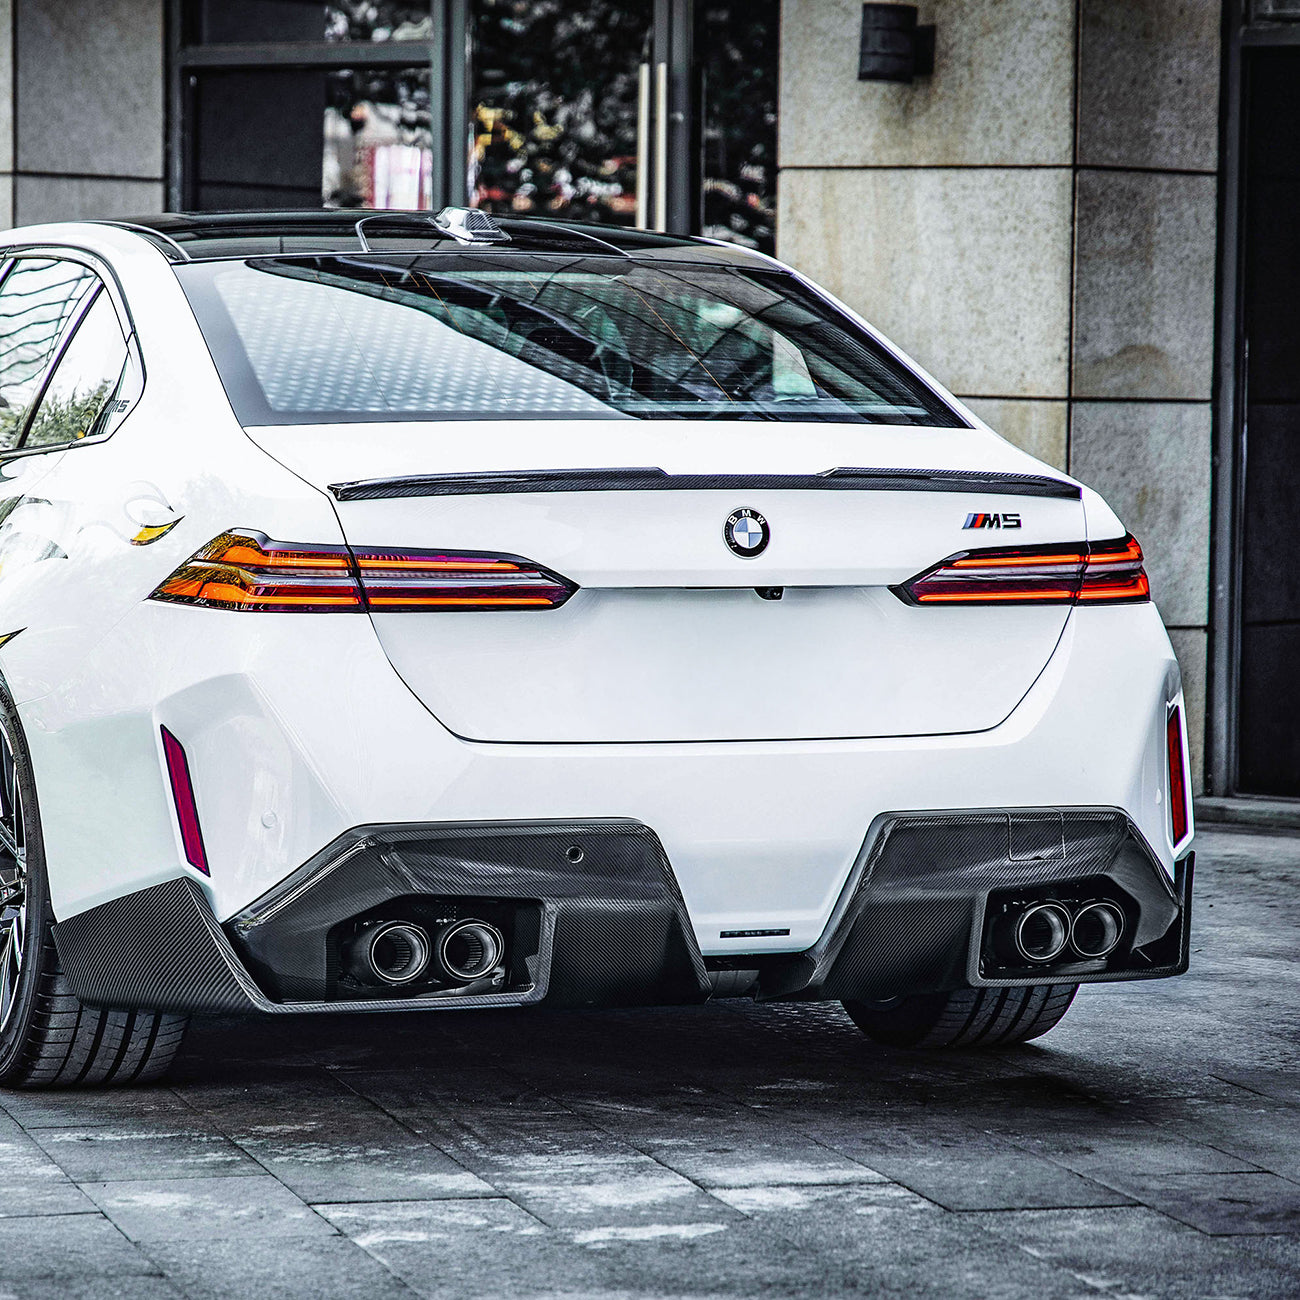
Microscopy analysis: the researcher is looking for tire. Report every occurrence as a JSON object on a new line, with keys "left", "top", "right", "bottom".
{"left": 0, "top": 691, "right": 188, "bottom": 1088}
{"left": 842, "top": 984, "right": 1078, "bottom": 1049}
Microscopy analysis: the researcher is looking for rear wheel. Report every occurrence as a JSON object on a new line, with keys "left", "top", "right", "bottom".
{"left": 842, "top": 984, "right": 1078, "bottom": 1049}
{"left": 0, "top": 696, "right": 188, "bottom": 1088}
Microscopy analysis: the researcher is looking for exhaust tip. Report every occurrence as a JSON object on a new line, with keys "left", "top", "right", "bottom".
{"left": 1014, "top": 901, "right": 1071, "bottom": 964}
{"left": 434, "top": 919, "right": 504, "bottom": 984}
{"left": 347, "top": 921, "right": 432, "bottom": 986}
{"left": 1071, "top": 901, "right": 1124, "bottom": 959}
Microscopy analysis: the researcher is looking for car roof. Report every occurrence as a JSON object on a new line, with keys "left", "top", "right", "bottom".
{"left": 85, "top": 210, "right": 765, "bottom": 266}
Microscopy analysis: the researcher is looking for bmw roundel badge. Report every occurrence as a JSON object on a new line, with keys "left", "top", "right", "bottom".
{"left": 724, "top": 507, "right": 770, "bottom": 558}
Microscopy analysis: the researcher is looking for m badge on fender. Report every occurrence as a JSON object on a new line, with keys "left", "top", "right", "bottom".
{"left": 724, "top": 508, "right": 770, "bottom": 558}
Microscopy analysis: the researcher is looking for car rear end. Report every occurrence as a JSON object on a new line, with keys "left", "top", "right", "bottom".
{"left": 44, "top": 217, "right": 1193, "bottom": 1022}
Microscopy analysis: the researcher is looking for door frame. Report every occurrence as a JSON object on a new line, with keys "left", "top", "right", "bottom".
{"left": 1211, "top": 8, "right": 1300, "bottom": 797}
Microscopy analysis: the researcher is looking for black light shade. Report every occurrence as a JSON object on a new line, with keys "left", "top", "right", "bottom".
{"left": 859, "top": 4, "right": 936, "bottom": 83}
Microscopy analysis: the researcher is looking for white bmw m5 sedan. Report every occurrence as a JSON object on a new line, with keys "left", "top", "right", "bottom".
{"left": 0, "top": 209, "right": 1192, "bottom": 1087}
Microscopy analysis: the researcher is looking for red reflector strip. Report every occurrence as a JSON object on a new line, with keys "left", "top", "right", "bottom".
{"left": 1167, "top": 704, "right": 1190, "bottom": 845}
{"left": 148, "top": 532, "right": 577, "bottom": 613}
{"left": 897, "top": 534, "right": 1150, "bottom": 607}
{"left": 161, "top": 726, "right": 209, "bottom": 876}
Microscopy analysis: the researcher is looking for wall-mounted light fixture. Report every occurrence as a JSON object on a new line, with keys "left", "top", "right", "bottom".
{"left": 859, "top": 4, "right": 935, "bottom": 83}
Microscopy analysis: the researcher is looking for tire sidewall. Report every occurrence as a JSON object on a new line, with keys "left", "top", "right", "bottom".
{"left": 0, "top": 680, "right": 53, "bottom": 1081}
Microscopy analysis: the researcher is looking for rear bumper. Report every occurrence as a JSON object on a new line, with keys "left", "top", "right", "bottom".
{"left": 29, "top": 600, "right": 1188, "bottom": 957}
{"left": 51, "top": 809, "right": 1192, "bottom": 1015}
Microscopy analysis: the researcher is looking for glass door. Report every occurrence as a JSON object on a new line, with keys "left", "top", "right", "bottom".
{"left": 171, "top": 1, "right": 462, "bottom": 212}
{"left": 468, "top": 0, "right": 656, "bottom": 228}
{"left": 171, "top": 0, "right": 779, "bottom": 249}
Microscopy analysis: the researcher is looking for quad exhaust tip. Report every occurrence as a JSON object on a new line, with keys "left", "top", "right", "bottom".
{"left": 347, "top": 921, "right": 433, "bottom": 986}
{"left": 344, "top": 916, "right": 507, "bottom": 988}
{"left": 1070, "top": 901, "right": 1125, "bottom": 959}
{"left": 433, "top": 919, "right": 505, "bottom": 984}
{"left": 1007, "top": 899, "right": 1126, "bottom": 965}
{"left": 1013, "top": 901, "right": 1072, "bottom": 964}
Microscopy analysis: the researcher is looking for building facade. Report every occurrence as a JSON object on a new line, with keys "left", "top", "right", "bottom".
{"left": 0, "top": 0, "right": 1291, "bottom": 800}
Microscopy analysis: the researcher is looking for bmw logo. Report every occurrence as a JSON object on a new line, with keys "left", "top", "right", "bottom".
{"left": 724, "top": 507, "right": 770, "bottom": 559}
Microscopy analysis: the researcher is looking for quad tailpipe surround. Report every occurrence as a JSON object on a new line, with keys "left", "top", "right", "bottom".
{"left": 0, "top": 210, "right": 1191, "bottom": 1086}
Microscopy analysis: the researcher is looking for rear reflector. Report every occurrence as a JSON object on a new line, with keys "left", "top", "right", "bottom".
{"left": 161, "top": 726, "right": 209, "bottom": 876}
{"left": 1167, "top": 704, "right": 1190, "bottom": 845}
{"left": 149, "top": 531, "right": 576, "bottom": 613}
{"left": 894, "top": 534, "right": 1150, "bottom": 607}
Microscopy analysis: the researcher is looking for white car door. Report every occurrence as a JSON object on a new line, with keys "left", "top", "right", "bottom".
{"left": 0, "top": 255, "right": 158, "bottom": 704}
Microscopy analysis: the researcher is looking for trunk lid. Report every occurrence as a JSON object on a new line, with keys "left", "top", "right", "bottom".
{"left": 248, "top": 420, "right": 1085, "bottom": 743}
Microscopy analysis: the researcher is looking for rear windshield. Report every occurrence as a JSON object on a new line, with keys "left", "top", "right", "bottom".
{"left": 175, "top": 253, "right": 966, "bottom": 428}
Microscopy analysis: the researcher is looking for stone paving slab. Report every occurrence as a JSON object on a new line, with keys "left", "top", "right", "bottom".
{"left": 0, "top": 1277, "right": 186, "bottom": 1299}
{"left": 142, "top": 1236, "right": 421, "bottom": 1300}
{"left": 1123, "top": 1094, "right": 1300, "bottom": 1180}
{"left": 0, "top": 826, "right": 1296, "bottom": 1298}
{"left": 0, "top": 1213, "right": 160, "bottom": 1279}
{"left": 0, "top": 1089, "right": 195, "bottom": 1131}
{"left": 0, "top": 1129, "right": 101, "bottom": 1218}
{"left": 222, "top": 1112, "right": 496, "bottom": 1204}
{"left": 689, "top": 1191, "right": 1090, "bottom": 1300}
{"left": 79, "top": 1175, "right": 334, "bottom": 1243}
{"left": 27, "top": 1125, "right": 258, "bottom": 1183}
{"left": 1088, "top": 1169, "right": 1300, "bottom": 1235}
{"left": 968, "top": 1205, "right": 1300, "bottom": 1300}
{"left": 317, "top": 1198, "right": 844, "bottom": 1300}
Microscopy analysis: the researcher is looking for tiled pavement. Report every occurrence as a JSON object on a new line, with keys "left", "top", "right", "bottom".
{"left": 1, "top": 825, "right": 1298, "bottom": 1299}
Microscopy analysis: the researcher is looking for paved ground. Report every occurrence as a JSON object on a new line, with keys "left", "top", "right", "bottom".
{"left": 1, "top": 826, "right": 1298, "bottom": 1299}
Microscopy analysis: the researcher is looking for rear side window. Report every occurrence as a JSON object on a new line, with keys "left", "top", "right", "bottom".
{"left": 25, "top": 290, "right": 134, "bottom": 448}
{"left": 176, "top": 253, "right": 967, "bottom": 428}
{"left": 0, "top": 259, "right": 98, "bottom": 448}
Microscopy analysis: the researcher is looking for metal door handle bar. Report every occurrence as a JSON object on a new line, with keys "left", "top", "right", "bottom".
{"left": 655, "top": 62, "right": 669, "bottom": 232}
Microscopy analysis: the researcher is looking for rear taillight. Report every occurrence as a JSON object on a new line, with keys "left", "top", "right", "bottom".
{"left": 894, "top": 534, "right": 1150, "bottom": 607}
{"left": 149, "top": 530, "right": 576, "bottom": 613}
{"left": 1167, "top": 703, "right": 1190, "bottom": 845}
{"left": 352, "top": 547, "right": 575, "bottom": 609}
{"left": 150, "top": 532, "right": 362, "bottom": 612}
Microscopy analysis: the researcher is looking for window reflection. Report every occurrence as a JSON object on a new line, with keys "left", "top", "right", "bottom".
{"left": 0, "top": 261, "right": 97, "bottom": 449}
{"left": 699, "top": 0, "right": 778, "bottom": 254}
{"left": 192, "top": 67, "right": 433, "bottom": 210}
{"left": 25, "top": 293, "right": 130, "bottom": 448}
{"left": 178, "top": 254, "right": 964, "bottom": 427}
{"left": 469, "top": 0, "right": 652, "bottom": 224}
{"left": 324, "top": 68, "right": 434, "bottom": 208}
{"left": 189, "top": 1, "right": 432, "bottom": 44}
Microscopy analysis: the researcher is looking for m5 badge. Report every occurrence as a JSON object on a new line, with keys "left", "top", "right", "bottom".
{"left": 963, "top": 512, "right": 1022, "bottom": 530}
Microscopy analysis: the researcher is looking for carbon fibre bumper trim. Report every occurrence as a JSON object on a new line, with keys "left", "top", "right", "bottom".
{"left": 51, "top": 809, "right": 1190, "bottom": 1014}
{"left": 53, "top": 819, "right": 711, "bottom": 1013}
{"left": 757, "top": 808, "right": 1190, "bottom": 1002}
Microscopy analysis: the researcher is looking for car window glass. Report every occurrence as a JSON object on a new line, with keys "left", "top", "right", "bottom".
{"left": 176, "top": 254, "right": 967, "bottom": 428}
{"left": 24, "top": 291, "right": 132, "bottom": 448}
{"left": 0, "top": 259, "right": 98, "bottom": 448}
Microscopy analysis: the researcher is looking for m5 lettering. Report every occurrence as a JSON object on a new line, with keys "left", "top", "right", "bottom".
{"left": 963, "top": 512, "right": 1022, "bottom": 530}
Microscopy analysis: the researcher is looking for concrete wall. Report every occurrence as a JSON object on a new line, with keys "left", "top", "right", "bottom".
{"left": 0, "top": 0, "right": 165, "bottom": 227}
{"left": 779, "top": 0, "right": 1220, "bottom": 790}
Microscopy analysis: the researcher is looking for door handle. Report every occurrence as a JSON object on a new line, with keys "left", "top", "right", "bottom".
{"left": 654, "top": 61, "right": 669, "bottom": 232}
{"left": 636, "top": 62, "right": 651, "bottom": 230}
